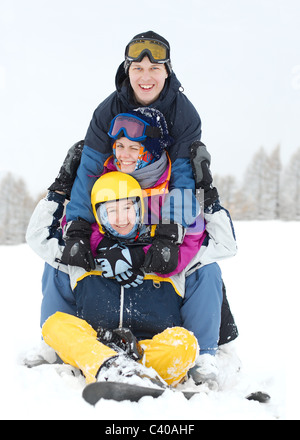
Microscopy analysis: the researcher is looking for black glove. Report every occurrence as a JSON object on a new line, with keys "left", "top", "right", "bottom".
{"left": 60, "top": 218, "right": 95, "bottom": 271}
{"left": 143, "top": 239, "right": 179, "bottom": 274}
{"left": 190, "top": 140, "right": 219, "bottom": 209}
{"left": 97, "top": 327, "right": 144, "bottom": 361}
{"left": 153, "top": 222, "right": 185, "bottom": 245}
{"left": 48, "top": 140, "right": 84, "bottom": 200}
{"left": 115, "top": 269, "right": 144, "bottom": 289}
{"left": 96, "top": 243, "right": 145, "bottom": 278}
{"left": 143, "top": 222, "right": 182, "bottom": 274}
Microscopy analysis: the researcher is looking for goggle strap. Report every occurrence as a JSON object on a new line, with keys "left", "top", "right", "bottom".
{"left": 144, "top": 126, "right": 161, "bottom": 139}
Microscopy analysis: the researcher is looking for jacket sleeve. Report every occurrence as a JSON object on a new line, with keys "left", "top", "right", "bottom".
{"left": 161, "top": 93, "right": 202, "bottom": 227}
{"left": 184, "top": 203, "right": 237, "bottom": 274}
{"left": 26, "top": 192, "right": 69, "bottom": 273}
{"left": 201, "top": 205, "right": 238, "bottom": 264}
{"left": 161, "top": 158, "right": 200, "bottom": 227}
{"left": 167, "top": 91, "right": 202, "bottom": 161}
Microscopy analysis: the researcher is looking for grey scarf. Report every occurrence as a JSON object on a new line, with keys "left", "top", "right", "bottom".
{"left": 114, "top": 152, "right": 168, "bottom": 189}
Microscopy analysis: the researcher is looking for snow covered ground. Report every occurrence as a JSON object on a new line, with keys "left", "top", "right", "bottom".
{"left": 1, "top": 221, "right": 298, "bottom": 420}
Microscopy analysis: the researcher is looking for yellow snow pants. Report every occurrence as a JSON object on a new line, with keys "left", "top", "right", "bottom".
{"left": 42, "top": 312, "right": 198, "bottom": 386}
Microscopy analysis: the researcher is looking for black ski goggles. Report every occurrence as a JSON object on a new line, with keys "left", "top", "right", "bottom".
{"left": 125, "top": 38, "right": 170, "bottom": 64}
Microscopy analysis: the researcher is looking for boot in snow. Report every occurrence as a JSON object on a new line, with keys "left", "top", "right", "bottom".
{"left": 189, "top": 353, "right": 219, "bottom": 385}
{"left": 97, "top": 354, "right": 168, "bottom": 390}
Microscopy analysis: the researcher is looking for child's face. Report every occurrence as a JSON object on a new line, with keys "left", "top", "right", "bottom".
{"left": 105, "top": 199, "right": 137, "bottom": 236}
{"left": 115, "top": 137, "right": 141, "bottom": 173}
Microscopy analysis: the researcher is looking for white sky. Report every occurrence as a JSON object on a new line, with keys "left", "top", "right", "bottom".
{"left": 1, "top": 0, "right": 299, "bottom": 196}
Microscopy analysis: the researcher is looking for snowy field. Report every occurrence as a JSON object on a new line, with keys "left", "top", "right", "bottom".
{"left": 1, "top": 221, "right": 299, "bottom": 421}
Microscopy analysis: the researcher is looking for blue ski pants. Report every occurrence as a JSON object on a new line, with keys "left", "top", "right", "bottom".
{"left": 182, "top": 263, "right": 223, "bottom": 355}
{"left": 40, "top": 263, "right": 76, "bottom": 328}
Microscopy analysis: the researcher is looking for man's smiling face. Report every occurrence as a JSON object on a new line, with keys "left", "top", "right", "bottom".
{"left": 129, "top": 56, "right": 168, "bottom": 106}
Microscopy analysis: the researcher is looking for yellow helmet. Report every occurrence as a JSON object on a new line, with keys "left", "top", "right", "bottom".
{"left": 91, "top": 171, "right": 144, "bottom": 233}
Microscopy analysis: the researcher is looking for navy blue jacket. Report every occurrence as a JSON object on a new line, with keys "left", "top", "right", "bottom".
{"left": 75, "top": 274, "right": 183, "bottom": 341}
{"left": 66, "top": 62, "right": 202, "bottom": 227}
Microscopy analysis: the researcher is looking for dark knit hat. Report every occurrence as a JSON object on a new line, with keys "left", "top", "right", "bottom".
{"left": 131, "top": 107, "right": 172, "bottom": 159}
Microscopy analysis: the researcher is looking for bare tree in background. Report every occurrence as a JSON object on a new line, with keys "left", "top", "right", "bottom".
{"left": 212, "top": 145, "right": 299, "bottom": 221}
{"left": 0, "top": 173, "right": 36, "bottom": 245}
{"left": 280, "top": 147, "right": 300, "bottom": 220}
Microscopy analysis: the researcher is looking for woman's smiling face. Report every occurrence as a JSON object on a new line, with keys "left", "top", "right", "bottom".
{"left": 114, "top": 137, "right": 141, "bottom": 173}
